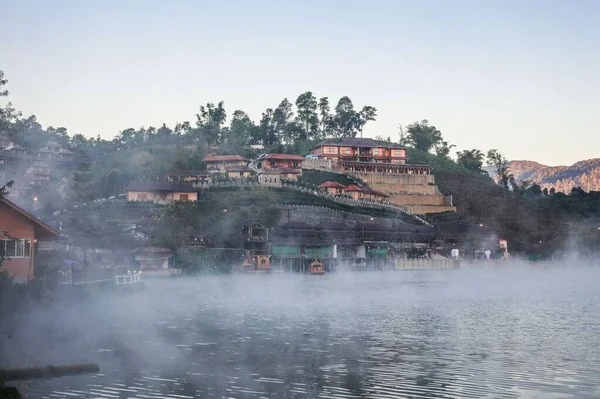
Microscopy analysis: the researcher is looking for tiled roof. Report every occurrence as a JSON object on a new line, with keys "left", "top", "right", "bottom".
{"left": 202, "top": 155, "right": 248, "bottom": 162}
{"left": 258, "top": 154, "right": 305, "bottom": 161}
{"left": 319, "top": 181, "right": 346, "bottom": 189}
{"left": 343, "top": 185, "right": 364, "bottom": 192}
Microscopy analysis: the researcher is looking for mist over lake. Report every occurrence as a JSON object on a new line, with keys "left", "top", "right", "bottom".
{"left": 3, "top": 264, "right": 600, "bottom": 399}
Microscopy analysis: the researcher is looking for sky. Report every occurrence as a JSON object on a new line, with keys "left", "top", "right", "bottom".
{"left": 1, "top": 0, "right": 599, "bottom": 165}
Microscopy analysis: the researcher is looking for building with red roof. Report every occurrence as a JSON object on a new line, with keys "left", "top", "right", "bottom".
{"left": 0, "top": 198, "right": 60, "bottom": 282}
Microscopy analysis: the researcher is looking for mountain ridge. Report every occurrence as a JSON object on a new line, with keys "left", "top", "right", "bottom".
{"left": 486, "top": 158, "right": 600, "bottom": 193}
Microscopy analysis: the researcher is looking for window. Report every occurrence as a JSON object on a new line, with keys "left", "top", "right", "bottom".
{"left": 159, "top": 193, "right": 168, "bottom": 200}
{"left": 2, "top": 239, "right": 31, "bottom": 258}
{"left": 342, "top": 148, "right": 352, "bottom": 155}
{"left": 179, "top": 194, "right": 189, "bottom": 200}
{"left": 137, "top": 193, "right": 148, "bottom": 200}
{"left": 326, "top": 147, "right": 336, "bottom": 153}
{"left": 293, "top": 162, "right": 299, "bottom": 168}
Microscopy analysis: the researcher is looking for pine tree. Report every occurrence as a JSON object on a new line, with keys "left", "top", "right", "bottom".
{"left": 68, "top": 148, "right": 95, "bottom": 204}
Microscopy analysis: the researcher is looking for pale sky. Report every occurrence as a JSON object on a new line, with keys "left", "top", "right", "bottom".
{"left": 2, "top": 0, "right": 599, "bottom": 165}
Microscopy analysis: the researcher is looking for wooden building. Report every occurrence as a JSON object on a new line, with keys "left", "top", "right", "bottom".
{"left": 201, "top": 154, "right": 249, "bottom": 172}
{"left": 126, "top": 182, "right": 198, "bottom": 202}
{"left": 319, "top": 181, "right": 346, "bottom": 195}
{"left": 0, "top": 198, "right": 60, "bottom": 282}
{"left": 226, "top": 166, "right": 254, "bottom": 179}
{"left": 311, "top": 138, "right": 407, "bottom": 164}
{"left": 257, "top": 154, "right": 305, "bottom": 170}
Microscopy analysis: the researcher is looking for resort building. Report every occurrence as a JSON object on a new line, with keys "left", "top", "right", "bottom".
{"left": 126, "top": 182, "right": 198, "bottom": 202}
{"left": 226, "top": 166, "right": 254, "bottom": 179}
{"left": 255, "top": 154, "right": 305, "bottom": 186}
{"left": 312, "top": 138, "right": 407, "bottom": 164}
{"left": 201, "top": 154, "right": 248, "bottom": 173}
{"left": 0, "top": 197, "right": 60, "bottom": 282}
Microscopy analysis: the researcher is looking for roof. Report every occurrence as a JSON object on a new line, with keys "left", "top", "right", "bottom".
{"left": 126, "top": 181, "right": 197, "bottom": 192}
{"left": 319, "top": 181, "right": 346, "bottom": 189}
{"left": 226, "top": 166, "right": 255, "bottom": 173}
{"left": 314, "top": 138, "right": 405, "bottom": 149}
{"left": 0, "top": 198, "right": 60, "bottom": 240}
{"left": 343, "top": 185, "right": 364, "bottom": 192}
{"left": 258, "top": 154, "right": 305, "bottom": 161}
{"left": 202, "top": 155, "right": 248, "bottom": 162}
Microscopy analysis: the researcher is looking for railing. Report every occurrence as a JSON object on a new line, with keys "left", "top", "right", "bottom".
{"left": 114, "top": 272, "right": 141, "bottom": 285}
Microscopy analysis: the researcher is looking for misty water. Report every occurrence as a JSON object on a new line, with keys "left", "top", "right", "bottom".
{"left": 4, "top": 265, "right": 600, "bottom": 398}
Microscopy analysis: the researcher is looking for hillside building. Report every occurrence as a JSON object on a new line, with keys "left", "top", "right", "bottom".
{"left": 309, "top": 138, "right": 455, "bottom": 215}
{"left": 0, "top": 198, "right": 60, "bottom": 282}
{"left": 255, "top": 154, "right": 304, "bottom": 186}
{"left": 201, "top": 154, "right": 249, "bottom": 173}
{"left": 126, "top": 182, "right": 198, "bottom": 202}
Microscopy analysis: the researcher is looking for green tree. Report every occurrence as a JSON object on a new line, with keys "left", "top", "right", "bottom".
{"left": 258, "top": 108, "right": 278, "bottom": 146}
{"left": 356, "top": 105, "right": 377, "bottom": 138}
{"left": 457, "top": 149, "right": 485, "bottom": 171}
{"left": 273, "top": 98, "right": 295, "bottom": 144}
{"left": 67, "top": 148, "right": 95, "bottom": 204}
{"left": 196, "top": 101, "right": 227, "bottom": 145}
{"left": 405, "top": 120, "right": 443, "bottom": 152}
{"left": 0, "top": 70, "right": 8, "bottom": 97}
{"left": 333, "top": 96, "right": 358, "bottom": 137}
{"left": 487, "top": 149, "right": 513, "bottom": 189}
{"left": 318, "top": 97, "right": 331, "bottom": 137}
{"left": 435, "top": 141, "right": 455, "bottom": 160}
{"left": 295, "top": 91, "right": 318, "bottom": 140}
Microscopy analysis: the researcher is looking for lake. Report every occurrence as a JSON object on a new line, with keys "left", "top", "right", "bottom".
{"left": 4, "top": 265, "right": 600, "bottom": 398}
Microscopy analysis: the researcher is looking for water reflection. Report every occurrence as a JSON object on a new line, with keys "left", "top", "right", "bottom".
{"left": 6, "top": 267, "right": 600, "bottom": 398}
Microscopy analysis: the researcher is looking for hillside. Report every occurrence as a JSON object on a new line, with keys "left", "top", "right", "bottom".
{"left": 485, "top": 159, "right": 600, "bottom": 193}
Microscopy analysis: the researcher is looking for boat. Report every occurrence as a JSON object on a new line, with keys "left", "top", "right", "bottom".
{"left": 308, "top": 259, "right": 325, "bottom": 275}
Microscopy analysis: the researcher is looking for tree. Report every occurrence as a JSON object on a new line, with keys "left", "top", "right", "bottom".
{"left": 435, "top": 141, "right": 455, "bottom": 160}
{"left": 333, "top": 96, "right": 358, "bottom": 137}
{"left": 356, "top": 106, "right": 377, "bottom": 138}
{"left": 0, "top": 70, "right": 8, "bottom": 97}
{"left": 318, "top": 97, "right": 331, "bottom": 137}
{"left": 67, "top": 148, "right": 95, "bottom": 204}
{"left": 223, "top": 110, "right": 254, "bottom": 153}
{"left": 487, "top": 149, "right": 513, "bottom": 190}
{"left": 196, "top": 101, "right": 227, "bottom": 145}
{"left": 405, "top": 120, "right": 443, "bottom": 152}
{"left": 457, "top": 149, "right": 485, "bottom": 171}
{"left": 295, "top": 91, "right": 318, "bottom": 140}
{"left": 258, "top": 108, "right": 278, "bottom": 146}
{"left": 273, "top": 98, "right": 294, "bottom": 144}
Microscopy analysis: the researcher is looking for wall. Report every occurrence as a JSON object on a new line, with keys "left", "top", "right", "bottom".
{"left": 0, "top": 203, "right": 36, "bottom": 281}
{"left": 302, "top": 158, "right": 333, "bottom": 171}
{"left": 349, "top": 172, "right": 456, "bottom": 215}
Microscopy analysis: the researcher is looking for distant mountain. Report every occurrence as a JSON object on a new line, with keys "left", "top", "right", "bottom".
{"left": 485, "top": 159, "right": 600, "bottom": 193}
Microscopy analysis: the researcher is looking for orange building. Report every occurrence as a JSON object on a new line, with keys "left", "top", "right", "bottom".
{"left": 0, "top": 198, "right": 60, "bottom": 281}
{"left": 126, "top": 182, "right": 198, "bottom": 202}
{"left": 257, "top": 154, "right": 305, "bottom": 170}
{"left": 319, "top": 181, "right": 346, "bottom": 195}
{"left": 311, "top": 138, "right": 406, "bottom": 164}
